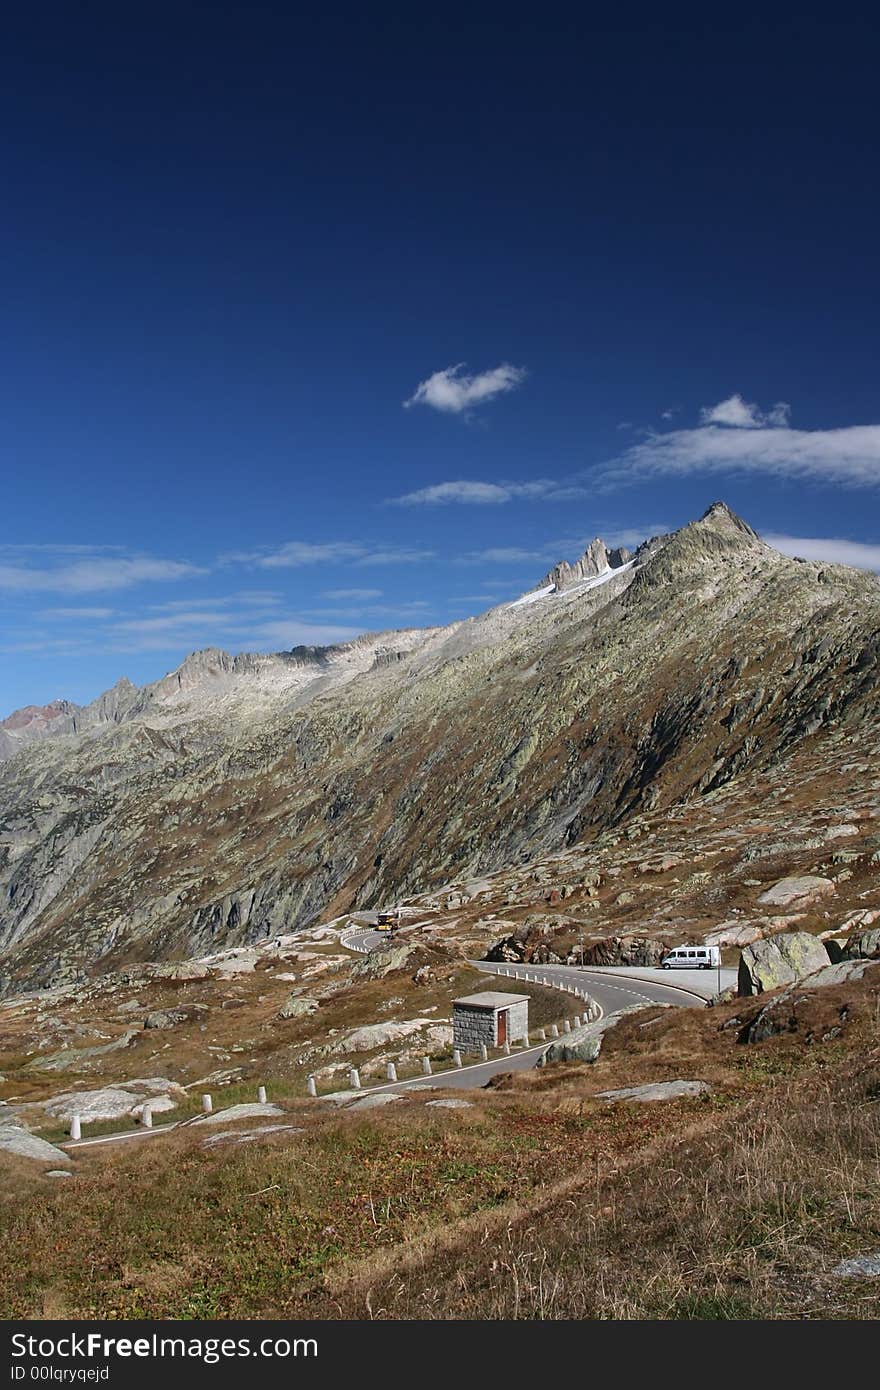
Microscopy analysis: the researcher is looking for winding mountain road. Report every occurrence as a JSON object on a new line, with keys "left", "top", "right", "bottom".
{"left": 339, "top": 926, "right": 736, "bottom": 1092}
{"left": 64, "top": 934, "right": 735, "bottom": 1148}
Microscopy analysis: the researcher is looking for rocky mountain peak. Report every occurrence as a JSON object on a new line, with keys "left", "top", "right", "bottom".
{"left": 0, "top": 699, "right": 77, "bottom": 732}
{"left": 538, "top": 536, "right": 632, "bottom": 593}
{"left": 697, "top": 500, "right": 761, "bottom": 540}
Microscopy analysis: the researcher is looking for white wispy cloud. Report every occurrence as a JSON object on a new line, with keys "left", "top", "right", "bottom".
{"left": 597, "top": 398, "right": 880, "bottom": 488}
{"left": 321, "top": 588, "right": 383, "bottom": 600}
{"left": 227, "top": 541, "right": 433, "bottom": 569}
{"left": 390, "top": 478, "right": 587, "bottom": 506}
{"left": 403, "top": 362, "right": 526, "bottom": 415}
{"left": 699, "top": 393, "right": 791, "bottom": 429}
{"left": 112, "top": 612, "right": 234, "bottom": 635}
{"left": 356, "top": 548, "right": 434, "bottom": 567}
{"left": 36, "top": 606, "right": 116, "bottom": 620}
{"left": 459, "top": 546, "right": 547, "bottom": 565}
{"left": 242, "top": 619, "right": 362, "bottom": 649}
{"left": 146, "top": 591, "right": 282, "bottom": 612}
{"left": 763, "top": 534, "right": 880, "bottom": 572}
{"left": 0, "top": 554, "right": 205, "bottom": 593}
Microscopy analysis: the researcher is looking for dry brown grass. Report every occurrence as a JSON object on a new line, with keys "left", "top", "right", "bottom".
{"left": 321, "top": 1057, "right": 880, "bottom": 1320}
{"left": 3, "top": 968, "right": 879, "bottom": 1321}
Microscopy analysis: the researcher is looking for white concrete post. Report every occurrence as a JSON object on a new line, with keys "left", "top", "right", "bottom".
{"left": 257, "top": 1085, "right": 267, "bottom": 1104}
{"left": 453, "top": 1049, "right": 462, "bottom": 1067}
{"left": 523, "top": 1032, "right": 530, "bottom": 1046}
{"left": 480, "top": 1044, "right": 488, "bottom": 1061}
{"left": 503, "top": 1041, "right": 511, "bottom": 1055}
{"left": 422, "top": 1056, "right": 432, "bottom": 1076}
{"left": 349, "top": 1067, "right": 361, "bottom": 1089}
{"left": 549, "top": 1024, "right": 559, "bottom": 1038}
{"left": 537, "top": 1027, "right": 546, "bottom": 1041}
{"left": 307, "top": 1074, "right": 317, "bottom": 1097}
{"left": 202, "top": 1093, "right": 213, "bottom": 1114}
{"left": 142, "top": 1103, "right": 153, "bottom": 1129}
{"left": 70, "top": 1114, "right": 81, "bottom": 1141}
{"left": 564, "top": 1018, "right": 571, "bottom": 1033}
{"left": 386, "top": 1061, "right": 398, "bottom": 1082}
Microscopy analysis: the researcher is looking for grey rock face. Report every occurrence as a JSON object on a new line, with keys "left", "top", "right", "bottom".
{"left": 833, "top": 1253, "right": 880, "bottom": 1278}
{"left": 196, "top": 1103, "right": 283, "bottom": 1125}
{"left": 844, "top": 928, "right": 880, "bottom": 960}
{"left": 143, "top": 1008, "right": 192, "bottom": 1029}
{"left": 757, "top": 875, "right": 835, "bottom": 908}
{"left": 278, "top": 995, "right": 318, "bottom": 1020}
{"left": 738, "top": 932, "right": 831, "bottom": 996}
{"left": 0, "top": 1127, "right": 72, "bottom": 1164}
{"left": 43, "top": 1079, "right": 186, "bottom": 1123}
{"left": 346, "top": 1092, "right": 403, "bottom": 1110}
{"left": 597, "top": 1080, "right": 711, "bottom": 1102}
{"left": 538, "top": 537, "right": 629, "bottom": 592}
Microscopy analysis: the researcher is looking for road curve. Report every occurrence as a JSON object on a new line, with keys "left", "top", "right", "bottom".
{"left": 335, "top": 941, "right": 720, "bottom": 1093}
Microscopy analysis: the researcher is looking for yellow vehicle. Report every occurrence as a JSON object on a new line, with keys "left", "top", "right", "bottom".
{"left": 375, "top": 911, "right": 400, "bottom": 932}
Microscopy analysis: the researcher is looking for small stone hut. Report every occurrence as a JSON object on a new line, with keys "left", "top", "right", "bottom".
{"left": 452, "top": 991, "right": 529, "bottom": 1054}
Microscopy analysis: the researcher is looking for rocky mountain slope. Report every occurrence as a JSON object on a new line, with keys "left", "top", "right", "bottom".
{"left": 1, "top": 501, "right": 879, "bottom": 995}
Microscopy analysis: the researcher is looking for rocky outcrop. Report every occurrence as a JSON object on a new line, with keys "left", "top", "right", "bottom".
{"left": 597, "top": 1080, "right": 711, "bottom": 1102}
{"left": 738, "top": 959, "right": 878, "bottom": 1043}
{"left": 538, "top": 537, "right": 632, "bottom": 593}
{"left": 42, "top": 1078, "right": 187, "bottom": 1123}
{"left": 757, "top": 876, "right": 835, "bottom": 908}
{"left": 278, "top": 995, "right": 318, "bottom": 1020}
{"left": 143, "top": 1005, "right": 206, "bottom": 1029}
{"left": 738, "top": 932, "right": 831, "bottom": 995}
{"left": 580, "top": 934, "right": 668, "bottom": 968}
{"left": 844, "top": 928, "right": 880, "bottom": 960}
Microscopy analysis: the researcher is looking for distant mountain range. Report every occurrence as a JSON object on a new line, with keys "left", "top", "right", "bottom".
{"left": 1, "top": 501, "right": 878, "bottom": 994}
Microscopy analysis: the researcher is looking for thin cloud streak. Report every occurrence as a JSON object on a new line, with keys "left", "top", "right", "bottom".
{"left": 0, "top": 555, "right": 205, "bottom": 594}
{"left": 390, "top": 478, "right": 588, "bottom": 506}
{"left": 228, "top": 541, "right": 434, "bottom": 569}
{"left": 763, "top": 533, "right": 880, "bottom": 572}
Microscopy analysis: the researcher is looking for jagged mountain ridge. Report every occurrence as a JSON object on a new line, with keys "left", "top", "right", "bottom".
{"left": 1, "top": 501, "right": 879, "bottom": 994}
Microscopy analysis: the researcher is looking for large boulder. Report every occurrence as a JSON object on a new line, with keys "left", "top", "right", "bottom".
{"left": 704, "top": 920, "right": 765, "bottom": 949}
{"left": 757, "top": 876, "right": 834, "bottom": 908}
{"left": 738, "top": 932, "right": 830, "bottom": 995}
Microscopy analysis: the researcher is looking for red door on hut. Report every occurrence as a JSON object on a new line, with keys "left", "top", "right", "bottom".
{"left": 497, "top": 1009, "right": 508, "bottom": 1046}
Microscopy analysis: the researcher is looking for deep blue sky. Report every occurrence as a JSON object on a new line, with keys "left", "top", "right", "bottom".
{"left": 3, "top": 4, "right": 879, "bottom": 712}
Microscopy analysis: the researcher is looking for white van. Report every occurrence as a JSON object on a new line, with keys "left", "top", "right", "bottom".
{"left": 661, "top": 944, "right": 720, "bottom": 970}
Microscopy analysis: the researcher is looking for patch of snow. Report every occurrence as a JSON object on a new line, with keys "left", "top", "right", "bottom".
{"left": 507, "top": 582, "right": 555, "bottom": 609}
{"left": 506, "top": 559, "right": 636, "bottom": 610}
